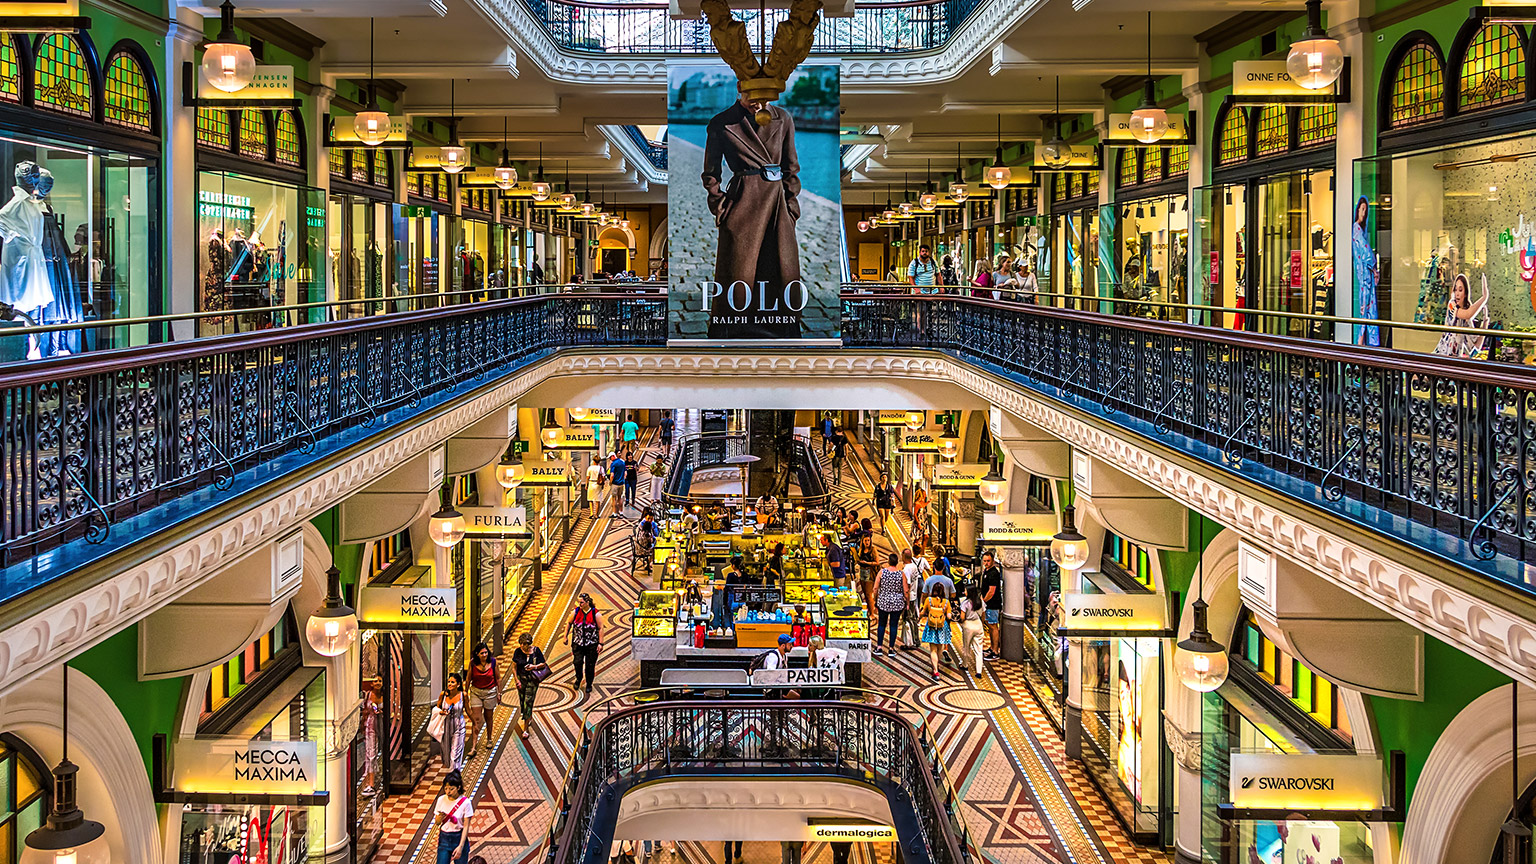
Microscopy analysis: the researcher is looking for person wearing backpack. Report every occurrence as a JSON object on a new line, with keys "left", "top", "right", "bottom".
{"left": 920, "top": 584, "right": 953, "bottom": 680}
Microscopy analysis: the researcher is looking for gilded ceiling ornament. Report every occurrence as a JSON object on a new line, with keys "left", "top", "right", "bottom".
{"left": 700, "top": 0, "right": 824, "bottom": 124}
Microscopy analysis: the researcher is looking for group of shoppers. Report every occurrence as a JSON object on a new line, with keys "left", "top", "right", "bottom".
{"left": 893, "top": 243, "right": 1039, "bottom": 303}
{"left": 863, "top": 538, "right": 1006, "bottom": 678}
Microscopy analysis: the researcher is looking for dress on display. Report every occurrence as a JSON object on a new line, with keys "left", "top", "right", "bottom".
{"left": 204, "top": 232, "right": 229, "bottom": 327}
{"left": 37, "top": 178, "right": 83, "bottom": 355}
{"left": 0, "top": 182, "right": 55, "bottom": 314}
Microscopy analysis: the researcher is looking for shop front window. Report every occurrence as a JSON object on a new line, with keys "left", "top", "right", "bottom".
{"left": 1255, "top": 169, "right": 1335, "bottom": 339}
{"left": 1116, "top": 193, "right": 1190, "bottom": 318}
{"left": 197, "top": 170, "right": 324, "bottom": 335}
{"left": 1080, "top": 633, "right": 1164, "bottom": 840}
{"left": 0, "top": 737, "right": 46, "bottom": 862}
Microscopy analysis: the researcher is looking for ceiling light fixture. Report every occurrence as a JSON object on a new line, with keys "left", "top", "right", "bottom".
{"left": 581, "top": 173, "right": 595, "bottom": 217}
{"left": 986, "top": 114, "right": 1013, "bottom": 189}
{"left": 977, "top": 454, "right": 1008, "bottom": 507}
{"left": 353, "top": 19, "right": 392, "bottom": 146}
{"left": 201, "top": 0, "right": 255, "bottom": 93}
{"left": 21, "top": 673, "right": 108, "bottom": 864}
{"left": 494, "top": 117, "right": 518, "bottom": 190}
{"left": 1174, "top": 518, "right": 1230, "bottom": 692}
{"left": 920, "top": 159, "right": 938, "bottom": 211}
{"left": 882, "top": 184, "right": 897, "bottom": 222}
{"left": 531, "top": 143, "right": 551, "bottom": 201}
{"left": 428, "top": 488, "right": 467, "bottom": 549}
{"left": 949, "top": 141, "right": 969, "bottom": 203}
{"left": 439, "top": 80, "right": 467, "bottom": 174}
{"left": 1287, "top": 0, "right": 1345, "bottom": 90}
{"left": 1049, "top": 505, "right": 1090, "bottom": 572}
{"left": 1129, "top": 13, "right": 1169, "bottom": 144}
{"left": 1041, "top": 77, "right": 1073, "bottom": 168}
{"left": 559, "top": 160, "right": 577, "bottom": 210}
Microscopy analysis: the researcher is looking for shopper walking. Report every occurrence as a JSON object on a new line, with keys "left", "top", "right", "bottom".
{"left": 979, "top": 550, "right": 1004, "bottom": 660}
{"left": 921, "top": 584, "right": 953, "bottom": 680}
{"left": 433, "top": 770, "right": 474, "bottom": 864}
{"left": 624, "top": 454, "right": 639, "bottom": 508}
{"left": 660, "top": 412, "right": 675, "bottom": 450}
{"left": 608, "top": 451, "right": 627, "bottom": 518}
{"left": 621, "top": 414, "right": 640, "bottom": 446}
{"left": 901, "top": 549, "right": 922, "bottom": 649}
{"left": 873, "top": 553, "right": 908, "bottom": 656}
{"left": 465, "top": 643, "right": 500, "bottom": 756}
{"left": 586, "top": 456, "right": 605, "bottom": 518}
{"left": 959, "top": 585, "right": 986, "bottom": 675}
{"left": 940, "top": 254, "right": 959, "bottom": 289}
{"left": 511, "top": 632, "right": 548, "bottom": 740}
{"left": 856, "top": 535, "right": 880, "bottom": 610}
{"left": 872, "top": 473, "right": 897, "bottom": 533}
{"left": 648, "top": 457, "right": 666, "bottom": 508}
{"left": 970, "top": 257, "right": 993, "bottom": 297}
{"left": 433, "top": 672, "right": 468, "bottom": 771}
{"left": 565, "top": 593, "right": 604, "bottom": 698}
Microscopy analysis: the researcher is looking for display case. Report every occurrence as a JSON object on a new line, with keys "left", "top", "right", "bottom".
{"left": 633, "top": 590, "right": 679, "bottom": 639}
{"left": 822, "top": 589, "right": 869, "bottom": 640}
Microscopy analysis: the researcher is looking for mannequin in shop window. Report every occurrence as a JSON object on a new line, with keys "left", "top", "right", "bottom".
{"left": 0, "top": 161, "right": 55, "bottom": 354}
{"left": 204, "top": 227, "right": 229, "bottom": 332}
{"left": 34, "top": 169, "right": 84, "bottom": 355}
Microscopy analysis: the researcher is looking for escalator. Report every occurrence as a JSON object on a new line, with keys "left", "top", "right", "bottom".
{"left": 540, "top": 698, "right": 979, "bottom": 864}
{"left": 663, "top": 431, "right": 831, "bottom": 512}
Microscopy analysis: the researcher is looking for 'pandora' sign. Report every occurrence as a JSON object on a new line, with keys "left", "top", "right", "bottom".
{"left": 175, "top": 739, "right": 318, "bottom": 795}
{"left": 359, "top": 586, "right": 457, "bottom": 625}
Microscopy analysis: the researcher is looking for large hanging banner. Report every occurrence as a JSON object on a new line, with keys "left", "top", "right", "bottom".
{"left": 667, "top": 62, "right": 842, "bottom": 344}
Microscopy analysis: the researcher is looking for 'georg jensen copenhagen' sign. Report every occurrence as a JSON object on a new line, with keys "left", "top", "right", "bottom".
{"left": 175, "top": 739, "right": 318, "bottom": 796}
{"left": 1057, "top": 592, "right": 1169, "bottom": 635}
{"left": 1229, "top": 753, "right": 1384, "bottom": 811}
{"left": 359, "top": 586, "right": 457, "bottom": 625}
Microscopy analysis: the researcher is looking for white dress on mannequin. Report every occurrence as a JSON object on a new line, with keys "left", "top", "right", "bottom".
{"left": 0, "top": 185, "right": 54, "bottom": 313}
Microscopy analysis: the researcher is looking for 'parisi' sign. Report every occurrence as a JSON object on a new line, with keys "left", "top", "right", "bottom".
{"left": 174, "top": 739, "right": 318, "bottom": 795}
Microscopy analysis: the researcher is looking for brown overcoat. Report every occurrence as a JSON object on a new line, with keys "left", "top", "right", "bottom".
{"left": 702, "top": 101, "right": 802, "bottom": 338}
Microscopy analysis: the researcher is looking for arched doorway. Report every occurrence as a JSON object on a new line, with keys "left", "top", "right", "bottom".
{"left": 598, "top": 226, "right": 635, "bottom": 276}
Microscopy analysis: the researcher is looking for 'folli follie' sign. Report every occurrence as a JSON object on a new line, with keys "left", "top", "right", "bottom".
{"left": 1104, "top": 113, "right": 1191, "bottom": 144}
{"left": 457, "top": 506, "right": 530, "bottom": 537}
{"left": 1229, "top": 753, "right": 1384, "bottom": 811}
{"left": 174, "top": 738, "right": 318, "bottom": 796}
{"left": 896, "top": 429, "right": 942, "bottom": 453}
{"left": 930, "top": 463, "right": 989, "bottom": 489}
{"left": 981, "top": 512, "right": 1057, "bottom": 544}
{"left": 358, "top": 586, "right": 457, "bottom": 626}
{"left": 1232, "top": 60, "right": 1345, "bottom": 102}
{"left": 521, "top": 463, "right": 572, "bottom": 486}
{"left": 1057, "top": 592, "right": 1170, "bottom": 635}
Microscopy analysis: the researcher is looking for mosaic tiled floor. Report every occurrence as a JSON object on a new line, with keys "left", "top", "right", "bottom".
{"left": 375, "top": 424, "right": 1170, "bottom": 864}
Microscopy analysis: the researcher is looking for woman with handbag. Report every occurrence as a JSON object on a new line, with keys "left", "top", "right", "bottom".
{"left": 465, "top": 643, "right": 499, "bottom": 756}
{"left": 510, "top": 633, "right": 548, "bottom": 740}
{"left": 564, "top": 593, "right": 604, "bottom": 698}
{"left": 433, "top": 770, "right": 474, "bottom": 864}
{"left": 433, "top": 673, "right": 468, "bottom": 771}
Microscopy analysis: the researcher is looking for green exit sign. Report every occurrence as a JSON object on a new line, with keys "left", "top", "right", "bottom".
{"left": 510, "top": 440, "right": 530, "bottom": 455}
{"left": 400, "top": 205, "right": 433, "bottom": 218}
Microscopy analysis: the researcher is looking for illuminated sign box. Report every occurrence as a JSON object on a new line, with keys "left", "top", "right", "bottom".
{"left": 1057, "top": 592, "right": 1170, "bottom": 635}
{"left": 331, "top": 115, "right": 411, "bottom": 144}
{"left": 197, "top": 64, "right": 295, "bottom": 101}
{"left": 546, "top": 429, "right": 599, "bottom": 450}
{"left": 458, "top": 505, "right": 530, "bottom": 537}
{"left": 1104, "top": 113, "right": 1191, "bottom": 144}
{"left": 930, "top": 463, "right": 989, "bottom": 489}
{"left": 1231, "top": 60, "right": 1346, "bottom": 103}
{"left": 896, "top": 429, "right": 941, "bottom": 453}
{"left": 875, "top": 410, "right": 915, "bottom": 426}
{"left": 174, "top": 739, "right": 318, "bottom": 796}
{"left": 569, "top": 408, "right": 618, "bottom": 424}
{"left": 1228, "top": 753, "right": 1384, "bottom": 812}
{"left": 521, "top": 463, "right": 572, "bottom": 486}
{"left": 805, "top": 824, "right": 895, "bottom": 842}
{"left": 1031, "top": 145, "right": 1100, "bottom": 171}
{"left": 359, "top": 586, "right": 457, "bottom": 625}
{"left": 980, "top": 512, "right": 1057, "bottom": 544}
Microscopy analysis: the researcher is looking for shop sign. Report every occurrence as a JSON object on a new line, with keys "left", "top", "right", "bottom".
{"left": 930, "top": 463, "right": 989, "bottom": 489}
{"left": 896, "top": 428, "right": 942, "bottom": 453}
{"left": 1105, "top": 113, "right": 1190, "bottom": 143}
{"left": 751, "top": 665, "right": 846, "bottom": 687}
{"left": 358, "top": 586, "right": 457, "bottom": 625}
{"left": 198, "top": 190, "right": 254, "bottom": 222}
{"left": 174, "top": 739, "right": 318, "bottom": 796}
{"left": 521, "top": 463, "right": 571, "bottom": 486}
{"left": 546, "top": 428, "right": 598, "bottom": 450}
{"left": 569, "top": 408, "right": 618, "bottom": 424}
{"left": 1031, "top": 144, "right": 1099, "bottom": 170}
{"left": 455, "top": 167, "right": 504, "bottom": 187}
{"left": 1233, "top": 60, "right": 1341, "bottom": 98}
{"left": 458, "top": 506, "right": 530, "bottom": 537}
{"left": 331, "top": 115, "right": 411, "bottom": 144}
{"left": 0, "top": 0, "right": 82, "bottom": 14}
{"left": 981, "top": 512, "right": 1057, "bottom": 544}
{"left": 730, "top": 585, "right": 784, "bottom": 606}
{"left": 1229, "top": 753, "right": 1384, "bottom": 811}
{"left": 875, "top": 410, "right": 912, "bottom": 426}
{"left": 989, "top": 406, "right": 1002, "bottom": 438}
{"left": 804, "top": 824, "right": 895, "bottom": 842}
{"left": 1057, "top": 592, "right": 1168, "bottom": 634}
{"left": 1209, "top": 251, "right": 1220, "bottom": 288}
{"left": 197, "top": 64, "right": 294, "bottom": 100}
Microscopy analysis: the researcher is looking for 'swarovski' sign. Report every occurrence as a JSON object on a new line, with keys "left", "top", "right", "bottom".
{"left": 1057, "top": 592, "right": 1168, "bottom": 633}
{"left": 359, "top": 586, "right": 457, "bottom": 624}
{"left": 175, "top": 739, "right": 318, "bottom": 795}
{"left": 1229, "top": 753, "right": 1384, "bottom": 811}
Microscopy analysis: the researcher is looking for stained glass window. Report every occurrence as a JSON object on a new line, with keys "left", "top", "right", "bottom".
{"left": 33, "top": 34, "right": 92, "bottom": 117}
{"left": 238, "top": 109, "right": 268, "bottom": 160}
{"left": 1118, "top": 149, "right": 1138, "bottom": 187}
{"left": 197, "top": 107, "right": 231, "bottom": 150}
{"left": 274, "top": 110, "right": 301, "bottom": 166}
{"left": 1084, "top": 170, "right": 1099, "bottom": 195}
{"left": 1166, "top": 145, "right": 1190, "bottom": 177}
{"left": 1459, "top": 23, "right": 1524, "bottom": 110}
{"left": 330, "top": 146, "right": 346, "bottom": 178}
{"left": 373, "top": 151, "right": 391, "bottom": 187}
{"left": 0, "top": 739, "right": 47, "bottom": 864}
{"left": 407, "top": 171, "right": 421, "bottom": 195}
{"left": 1235, "top": 614, "right": 1351, "bottom": 741}
{"left": 351, "top": 148, "right": 369, "bottom": 184}
{"left": 0, "top": 35, "right": 22, "bottom": 104}
{"left": 1216, "top": 106, "right": 1248, "bottom": 165}
{"left": 102, "top": 52, "right": 152, "bottom": 131}
{"left": 1297, "top": 102, "right": 1337, "bottom": 146}
{"left": 1389, "top": 43, "right": 1445, "bottom": 128}
{"left": 1254, "top": 105, "right": 1290, "bottom": 156}
{"left": 1144, "top": 148, "right": 1164, "bottom": 183}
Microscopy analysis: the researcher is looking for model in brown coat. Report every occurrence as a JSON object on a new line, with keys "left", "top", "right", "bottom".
{"left": 702, "top": 93, "right": 803, "bottom": 339}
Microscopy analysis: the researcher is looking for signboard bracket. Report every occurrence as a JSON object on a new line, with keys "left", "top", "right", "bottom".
{"left": 179, "top": 61, "right": 301, "bottom": 110}
{"left": 152, "top": 734, "right": 331, "bottom": 807}
{"left": 1216, "top": 750, "right": 1405, "bottom": 823}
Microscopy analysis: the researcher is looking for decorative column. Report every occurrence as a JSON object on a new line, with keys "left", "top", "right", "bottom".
{"left": 955, "top": 496, "right": 979, "bottom": 559}
{"left": 309, "top": 83, "right": 335, "bottom": 304}
{"left": 164, "top": 9, "right": 202, "bottom": 340}
{"left": 1332, "top": 7, "right": 1374, "bottom": 342}
{"left": 999, "top": 546, "right": 1027, "bottom": 663}
{"left": 1182, "top": 75, "right": 1209, "bottom": 316}
{"left": 1164, "top": 712, "right": 1205, "bottom": 864}
{"left": 323, "top": 653, "right": 358, "bottom": 863}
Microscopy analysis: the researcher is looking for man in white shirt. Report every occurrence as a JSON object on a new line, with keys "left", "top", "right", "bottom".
{"left": 759, "top": 632, "right": 794, "bottom": 670}
{"left": 901, "top": 549, "right": 922, "bottom": 647}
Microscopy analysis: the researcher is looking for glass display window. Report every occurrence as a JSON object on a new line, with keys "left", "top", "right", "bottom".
{"left": 1254, "top": 169, "right": 1335, "bottom": 339}
{"left": 454, "top": 216, "right": 490, "bottom": 294}
{"left": 196, "top": 170, "right": 323, "bottom": 336}
{"left": 1114, "top": 193, "right": 1190, "bottom": 319}
{"left": 392, "top": 204, "right": 442, "bottom": 300}
{"left": 1051, "top": 204, "right": 1099, "bottom": 304}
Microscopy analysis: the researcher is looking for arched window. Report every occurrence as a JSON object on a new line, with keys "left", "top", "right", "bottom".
{"left": 1388, "top": 41, "right": 1445, "bottom": 128}
{"left": 1216, "top": 105, "right": 1249, "bottom": 165}
{"left": 1084, "top": 170, "right": 1099, "bottom": 196}
{"left": 1166, "top": 144, "right": 1190, "bottom": 177}
{"left": 32, "top": 33, "right": 92, "bottom": 117}
{"left": 1117, "top": 149, "right": 1138, "bottom": 187}
{"left": 273, "top": 109, "right": 301, "bottom": 166}
{"left": 1297, "top": 102, "right": 1336, "bottom": 147}
{"left": 1460, "top": 23, "right": 1525, "bottom": 111}
{"left": 0, "top": 736, "right": 48, "bottom": 862}
{"left": 196, "top": 107, "right": 230, "bottom": 149}
{"left": 0, "top": 35, "right": 21, "bottom": 104}
{"left": 329, "top": 146, "right": 346, "bottom": 178}
{"left": 237, "top": 109, "right": 268, "bottom": 160}
{"left": 103, "top": 51, "right": 151, "bottom": 132}
{"left": 1254, "top": 105, "right": 1290, "bottom": 156}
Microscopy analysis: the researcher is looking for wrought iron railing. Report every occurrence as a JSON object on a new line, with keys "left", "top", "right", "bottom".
{"left": 841, "top": 293, "right": 1536, "bottom": 571}
{"left": 522, "top": 0, "right": 984, "bottom": 55}
{"left": 543, "top": 696, "right": 976, "bottom": 864}
{"left": 621, "top": 125, "right": 667, "bottom": 171}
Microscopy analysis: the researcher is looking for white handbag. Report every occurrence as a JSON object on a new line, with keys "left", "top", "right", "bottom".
{"left": 427, "top": 705, "right": 446, "bottom": 740}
